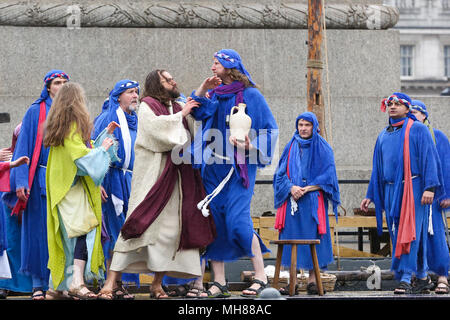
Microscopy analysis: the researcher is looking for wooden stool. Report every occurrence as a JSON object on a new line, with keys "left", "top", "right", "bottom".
{"left": 270, "top": 239, "right": 324, "bottom": 296}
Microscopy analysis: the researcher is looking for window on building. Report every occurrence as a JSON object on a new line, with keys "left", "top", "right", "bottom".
{"left": 400, "top": 45, "right": 414, "bottom": 77}
{"left": 442, "top": 0, "right": 450, "bottom": 10}
{"left": 445, "top": 46, "right": 450, "bottom": 78}
{"left": 395, "top": 0, "right": 415, "bottom": 8}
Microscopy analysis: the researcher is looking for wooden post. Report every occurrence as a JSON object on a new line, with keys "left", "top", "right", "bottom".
{"left": 306, "top": 0, "right": 326, "bottom": 136}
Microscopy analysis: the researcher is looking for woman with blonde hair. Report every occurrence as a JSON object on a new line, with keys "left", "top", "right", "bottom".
{"left": 44, "top": 82, "right": 120, "bottom": 300}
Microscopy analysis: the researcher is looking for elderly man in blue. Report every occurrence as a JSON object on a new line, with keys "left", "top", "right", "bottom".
{"left": 0, "top": 70, "right": 69, "bottom": 300}
{"left": 360, "top": 92, "right": 445, "bottom": 295}
{"left": 273, "top": 112, "right": 340, "bottom": 295}
{"left": 190, "top": 49, "right": 278, "bottom": 298}
{"left": 410, "top": 100, "right": 450, "bottom": 294}
{"left": 92, "top": 79, "right": 140, "bottom": 300}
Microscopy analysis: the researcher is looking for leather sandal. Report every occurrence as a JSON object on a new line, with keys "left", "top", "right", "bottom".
{"left": 186, "top": 286, "right": 208, "bottom": 299}
{"left": 241, "top": 279, "right": 269, "bottom": 298}
{"left": 31, "top": 288, "right": 46, "bottom": 301}
{"left": 206, "top": 281, "right": 231, "bottom": 298}
{"left": 149, "top": 287, "right": 169, "bottom": 299}
{"left": 167, "top": 283, "right": 191, "bottom": 297}
{"left": 394, "top": 281, "right": 413, "bottom": 294}
{"left": 114, "top": 281, "right": 135, "bottom": 300}
{"left": 412, "top": 276, "right": 433, "bottom": 294}
{"left": 68, "top": 284, "right": 97, "bottom": 300}
{"left": 435, "top": 280, "right": 449, "bottom": 294}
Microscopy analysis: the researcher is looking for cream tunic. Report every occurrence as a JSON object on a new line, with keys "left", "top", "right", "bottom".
{"left": 110, "top": 100, "right": 200, "bottom": 278}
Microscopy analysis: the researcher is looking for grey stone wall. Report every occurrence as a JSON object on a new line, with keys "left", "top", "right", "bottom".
{"left": 0, "top": 23, "right": 447, "bottom": 216}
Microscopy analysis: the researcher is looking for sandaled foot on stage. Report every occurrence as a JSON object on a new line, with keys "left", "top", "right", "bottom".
{"left": 150, "top": 286, "right": 169, "bottom": 299}
{"left": 435, "top": 280, "right": 449, "bottom": 295}
{"left": 0, "top": 289, "right": 9, "bottom": 299}
{"left": 186, "top": 285, "right": 208, "bottom": 298}
{"left": 394, "top": 281, "right": 413, "bottom": 294}
{"left": 45, "top": 289, "right": 74, "bottom": 300}
{"left": 31, "top": 288, "right": 46, "bottom": 301}
{"left": 241, "top": 279, "right": 269, "bottom": 298}
{"left": 114, "top": 281, "right": 135, "bottom": 300}
{"left": 68, "top": 284, "right": 98, "bottom": 300}
{"left": 412, "top": 276, "right": 433, "bottom": 294}
{"left": 167, "top": 283, "right": 191, "bottom": 297}
{"left": 279, "top": 285, "right": 291, "bottom": 296}
{"left": 206, "top": 281, "right": 231, "bottom": 298}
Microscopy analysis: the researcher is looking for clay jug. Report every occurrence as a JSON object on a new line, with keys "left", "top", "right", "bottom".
{"left": 229, "top": 103, "right": 252, "bottom": 142}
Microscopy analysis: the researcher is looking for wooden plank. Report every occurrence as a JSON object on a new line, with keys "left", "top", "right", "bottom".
{"left": 259, "top": 216, "right": 276, "bottom": 228}
{"left": 332, "top": 245, "right": 383, "bottom": 258}
{"left": 260, "top": 228, "right": 278, "bottom": 241}
{"left": 329, "top": 216, "right": 387, "bottom": 228}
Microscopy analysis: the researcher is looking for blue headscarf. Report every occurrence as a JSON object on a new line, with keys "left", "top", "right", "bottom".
{"left": 94, "top": 79, "right": 140, "bottom": 130}
{"left": 411, "top": 99, "right": 429, "bottom": 118}
{"left": 273, "top": 112, "right": 340, "bottom": 216}
{"left": 35, "top": 69, "right": 70, "bottom": 105}
{"left": 214, "top": 49, "right": 255, "bottom": 86}
{"left": 381, "top": 92, "right": 418, "bottom": 122}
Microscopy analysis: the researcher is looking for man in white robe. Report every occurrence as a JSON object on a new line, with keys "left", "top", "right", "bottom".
{"left": 104, "top": 70, "right": 216, "bottom": 299}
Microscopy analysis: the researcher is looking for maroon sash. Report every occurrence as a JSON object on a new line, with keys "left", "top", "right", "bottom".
{"left": 120, "top": 97, "right": 216, "bottom": 250}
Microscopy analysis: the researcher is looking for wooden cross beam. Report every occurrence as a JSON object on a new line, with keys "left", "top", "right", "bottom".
{"left": 306, "top": 0, "right": 326, "bottom": 137}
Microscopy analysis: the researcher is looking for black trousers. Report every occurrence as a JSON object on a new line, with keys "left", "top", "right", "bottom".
{"left": 74, "top": 234, "right": 88, "bottom": 261}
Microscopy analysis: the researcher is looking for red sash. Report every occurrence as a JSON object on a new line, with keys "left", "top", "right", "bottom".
{"left": 11, "top": 101, "right": 46, "bottom": 222}
{"left": 274, "top": 143, "right": 293, "bottom": 231}
{"left": 393, "top": 119, "right": 416, "bottom": 258}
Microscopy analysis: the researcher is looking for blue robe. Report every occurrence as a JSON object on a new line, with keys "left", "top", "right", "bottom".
{"left": 0, "top": 201, "right": 33, "bottom": 292}
{"left": 273, "top": 112, "right": 340, "bottom": 270}
{"left": 92, "top": 106, "right": 139, "bottom": 285}
{"left": 426, "top": 129, "right": 450, "bottom": 276}
{"left": 190, "top": 86, "right": 278, "bottom": 262}
{"left": 366, "top": 119, "right": 444, "bottom": 280}
{"left": 1, "top": 97, "right": 53, "bottom": 290}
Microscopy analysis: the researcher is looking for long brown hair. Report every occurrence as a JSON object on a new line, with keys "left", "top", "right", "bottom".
{"left": 142, "top": 69, "right": 173, "bottom": 106}
{"left": 228, "top": 68, "right": 257, "bottom": 89}
{"left": 43, "top": 82, "right": 93, "bottom": 147}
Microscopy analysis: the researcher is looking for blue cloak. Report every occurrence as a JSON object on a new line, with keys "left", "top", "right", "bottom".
{"left": 190, "top": 86, "right": 278, "bottom": 262}
{"left": 366, "top": 118, "right": 444, "bottom": 279}
{"left": 426, "top": 129, "right": 450, "bottom": 276}
{"left": 273, "top": 112, "right": 340, "bottom": 269}
{"left": 92, "top": 79, "right": 139, "bottom": 285}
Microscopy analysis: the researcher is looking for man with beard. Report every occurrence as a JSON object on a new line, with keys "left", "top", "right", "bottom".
{"left": 92, "top": 79, "right": 140, "bottom": 300}
{"left": 102, "top": 70, "right": 216, "bottom": 299}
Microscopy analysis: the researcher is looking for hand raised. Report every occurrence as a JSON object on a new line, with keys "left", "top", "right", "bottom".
{"left": 106, "top": 121, "right": 120, "bottom": 134}
{"left": 10, "top": 156, "right": 29, "bottom": 168}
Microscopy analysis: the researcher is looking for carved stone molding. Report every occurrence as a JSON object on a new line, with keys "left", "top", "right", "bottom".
{"left": 0, "top": 1, "right": 399, "bottom": 29}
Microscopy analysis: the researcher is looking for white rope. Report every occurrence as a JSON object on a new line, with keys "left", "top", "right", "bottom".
{"left": 290, "top": 197, "right": 298, "bottom": 216}
{"left": 197, "top": 167, "right": 235, "bottom": 217}
{"left": 322, "top": 0, "right": 333, "bottom": 147}
{"left": 428, "top": 206, "right": 434, "bottom": 235}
